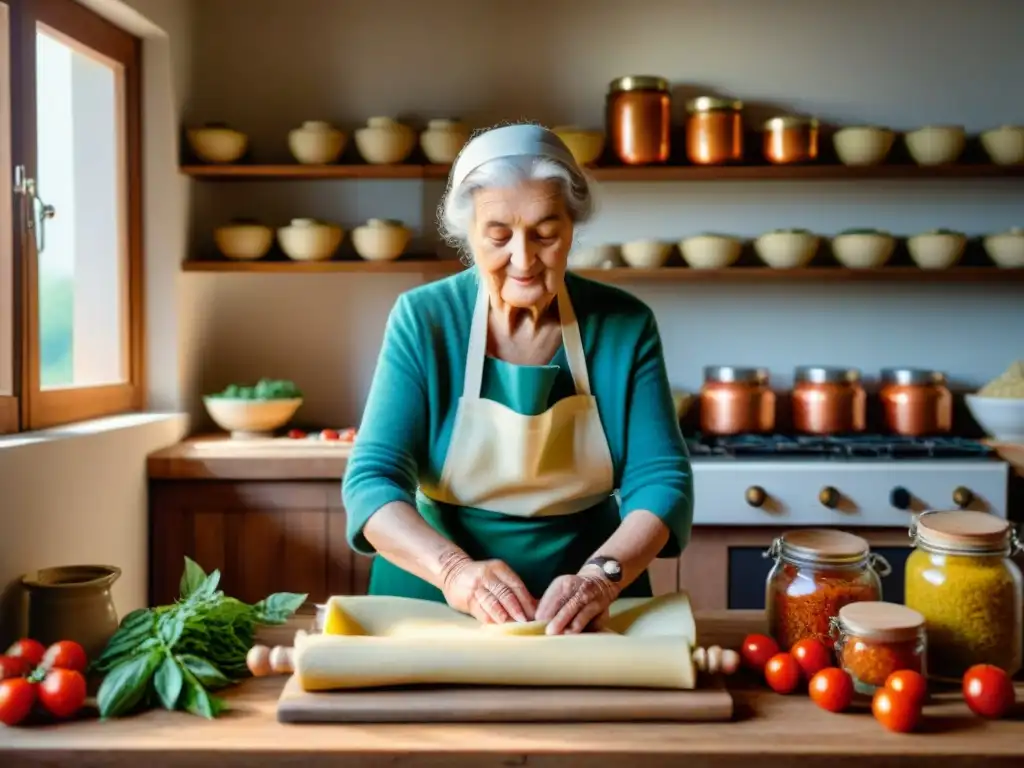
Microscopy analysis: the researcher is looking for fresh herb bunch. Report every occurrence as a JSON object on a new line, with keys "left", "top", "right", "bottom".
{"left": 206, "top": 378, "right": 302, "bottom": 400}
{"left": 91, "top": 557, "right": 306, "bottom": 720}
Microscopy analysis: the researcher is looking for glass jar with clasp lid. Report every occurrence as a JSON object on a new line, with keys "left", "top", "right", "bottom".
{"left": 765, "top": 529, "right": 891, "bottom": 650}
{"left": 830, "top": 601, "right": 927, "bottom": 695}
{"left": 904, "top": 510, "right": 1023, "bottom": 679}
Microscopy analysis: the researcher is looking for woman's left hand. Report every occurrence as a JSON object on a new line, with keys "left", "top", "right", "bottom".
{"left": 536, "top": 573, "right": 617, "bottom": 635}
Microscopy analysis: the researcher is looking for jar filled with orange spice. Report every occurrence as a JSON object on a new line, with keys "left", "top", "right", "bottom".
{"left": 765, "top": 529, "right": 890, "bottom": 650}
{"left": 830, "top": 601, "right": 927, "bottom": 695}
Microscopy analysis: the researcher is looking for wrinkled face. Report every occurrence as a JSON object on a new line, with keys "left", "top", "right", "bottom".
{"left": 469, "top": 180, "right": 573, "bottom": 312}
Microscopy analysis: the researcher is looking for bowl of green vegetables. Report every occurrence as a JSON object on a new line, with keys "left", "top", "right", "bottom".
{"left": 203, "top": 379, "right": 303, "bottom": 439}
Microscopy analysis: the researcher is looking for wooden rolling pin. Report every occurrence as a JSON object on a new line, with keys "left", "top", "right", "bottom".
{"left": 246, "top": 642, "right": 740, "bottom": 678}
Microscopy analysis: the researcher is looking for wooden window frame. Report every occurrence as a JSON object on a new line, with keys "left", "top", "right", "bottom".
{"left": 5, "top": 0, "right": 144, "bottom": 433}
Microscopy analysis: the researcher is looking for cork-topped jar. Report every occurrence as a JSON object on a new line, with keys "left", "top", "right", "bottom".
{"left": 831, "top": 601, "right": 927, "bottom": 695}
{"left": 686, "top": 97, "right": 743, "bottom": 165}
{"left": 606, "top": 75, "right": 671, "bottom": 165}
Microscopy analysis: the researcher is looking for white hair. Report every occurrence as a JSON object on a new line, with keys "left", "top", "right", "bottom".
{"left": 437, "top": 154, "right": 595, "bottom": 262}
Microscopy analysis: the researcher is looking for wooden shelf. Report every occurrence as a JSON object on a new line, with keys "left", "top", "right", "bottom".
{"left": 181, "top": 261, "right": 1024, "bottom": 282}
{"left": 180, "top": 163, "right": 1024, "bottom": 182}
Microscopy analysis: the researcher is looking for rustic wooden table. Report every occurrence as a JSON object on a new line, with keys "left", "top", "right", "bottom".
{"left": 3, "top": 612, "right": 1022, "bottom": 767}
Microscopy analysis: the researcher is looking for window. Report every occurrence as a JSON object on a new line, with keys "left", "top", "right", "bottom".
{"left": 2, "top": 0, "right": 143, "bottom": 433}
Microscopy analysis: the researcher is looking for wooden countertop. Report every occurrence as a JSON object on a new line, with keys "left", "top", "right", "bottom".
{"left": 4, "top": 611, "right": 1023, "bottom": 767}
{"left": 148, "top": 434, "right": 350, "bottom": 480}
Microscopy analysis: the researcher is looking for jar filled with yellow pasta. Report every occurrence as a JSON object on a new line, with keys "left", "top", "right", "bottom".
{"left": 905, "top": 510, "right": 1023, "bottom": 679}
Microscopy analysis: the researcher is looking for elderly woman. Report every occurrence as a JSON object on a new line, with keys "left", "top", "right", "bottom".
{"left": 342, "top": 123, "right": 693, "bottom": 635}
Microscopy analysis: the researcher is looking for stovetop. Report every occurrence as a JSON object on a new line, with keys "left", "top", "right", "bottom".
{"left": 686, "top": 434, "right": 994, "bottom": 461}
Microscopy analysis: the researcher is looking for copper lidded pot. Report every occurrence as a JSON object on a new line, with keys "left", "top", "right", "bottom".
{"left": 700, "top": 366, "right": 776, "bottom": 435}
{"left": 606, "top": 75, "right": 671, "bottom": 166}
{"left": 763, "top": 116, "right": 820, "bottom": 164}
{"left": 686, "top": 97, "right": 743, "bottom": 165}
{"left": 879, "top": 368, "right": 953, "bottom": 437}
{"left": 792, "top": 366, "right": 866, "bottom": 435}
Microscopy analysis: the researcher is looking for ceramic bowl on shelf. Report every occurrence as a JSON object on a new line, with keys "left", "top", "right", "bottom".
{"left": 980, "top": 125, "right": 1024, "bottom": 166}
{"left": 832, "top": 126, "right": 895, "bottom": 166}
{"left": 186, "top": 124, "right": 248, "bottom": 164}
{"left": 983, "top": 227, "right": 1024, "bottom": 268}
{"left": 831, "top": 229, "right": 896, "bottom": 269}
{"left": 288, "top": 121, "right": 347, "bottom": 164}
{"left": 754, "top": 229, "right": 820, "bottom": 269}
{"left": 621, "top": 239, "right": 672, "bottom": 269}
{"left": 277, "top": 218, "right": 344, "bottom": 261}
{"left": 964, "top": 395, "right": 1024, "bottom": 442}
{"left": 354, "top": 117, "right": 416, "bottom": 165}
{"left": 552, "top": 126, "right": 605, "bottom": 167}
{"left": 420, "top": 119, "right": 469, "bottom": 164}
{"left": 213, "top": 220, "right": 274, "bottom": 261}
{"left": 679, "top": 234, "right": 742, "bottom": 269}
{"left": 568, "top": 244, "right": 623, "bottom": 270}
{"left": 203, "top": 397, "right": 303, "bottom": 440}
{"left": 907, "top": 229, "right": 966, "bottom": 270}
{"left": 904, "top": 125, "right": 966, "bottom": 166}
{"left": 352, "top": 219, "right": 412, "bottom": 261}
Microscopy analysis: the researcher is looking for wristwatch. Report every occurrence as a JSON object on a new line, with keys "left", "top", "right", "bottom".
{"left": 584, "top": 556, "right": 623, "bottom": 583}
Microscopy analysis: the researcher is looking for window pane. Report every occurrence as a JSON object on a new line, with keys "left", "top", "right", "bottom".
{"left": 36, "top": 27, "right": 126, "bottom": 389}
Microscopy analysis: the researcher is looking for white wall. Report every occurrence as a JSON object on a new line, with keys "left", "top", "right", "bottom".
{"left": 180, "top": 0, "right": 1024, "bottom": 429}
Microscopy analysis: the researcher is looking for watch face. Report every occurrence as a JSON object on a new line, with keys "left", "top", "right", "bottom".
{"left": 591, "top": 557, "right": 622, "bottom": 582}
{"left": 602, "top": 561, "right": 621, "bottom": 576}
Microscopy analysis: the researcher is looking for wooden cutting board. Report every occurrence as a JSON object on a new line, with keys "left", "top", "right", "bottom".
{"left": 276, "top": 676, "right": 733, "bottom": 723}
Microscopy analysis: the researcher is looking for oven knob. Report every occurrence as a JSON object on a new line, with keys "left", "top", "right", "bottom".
{"left": 952, "top": 486, "right": 974, "bottom": 509}
{"left": 745, "top": 486, "right": 767, "bottom": 508}
{"left": 819, "top": 486, "right": 841, "bottom": 509}
{"left": 890, "top": 486, "right": 912, "bottom": 510}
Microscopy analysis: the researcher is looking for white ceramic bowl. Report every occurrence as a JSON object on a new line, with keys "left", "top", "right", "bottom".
{"left": 203, "top": 397, "right": 303, "bottom": 440}
{"left": 288, "top": 121, "right": 346, "bottom": 164}
{"left": 552, "top": 126, "right": 605, "bottom": 166}
{"left": 351, "top": 219, "right": 412, "bottom": 261}
{"left": 621, "top": 239, "right": 672, "bottom": 269}
{"left": 907, "top": 229, "right": 967, "bottom": 270}
{"left": 213, "top": 222, "right": 273, "bottom": 261}
{"left": 832, "top": 127, "right": 895, "bottom": 166}
{"left": 831, "top": 229, "right": 896, "bottom": 269}
{"left": 420, "top": 119, "right": 469, "bottom": 164}
{"left": 187, "top": 126, "right": 248, "bottom": 164}
{"left": 980, "top": 126, "right": 1024, "bottom": 166}
{"left": 905, "top": 126, "right": 966, "bottom": 166}
{"left": 754, "top": 229, "right": 820, "bottom": 269}
{"left": 277, "top": 218, "right": 344, "bottom": 262}
{"left": 569, "top": 244, "right": 622, "bottom": 269}
{"left": 680, "top": 235, "right": 742, "bottom": 269}
{"left": 965, "top": 395, "right": 1024, "bottom": 442}
{"left": 354, "top": 117, "right": 416, "bottom": 165}
{"left": 983, "top": 228, "right": 1024, "bottom": 268}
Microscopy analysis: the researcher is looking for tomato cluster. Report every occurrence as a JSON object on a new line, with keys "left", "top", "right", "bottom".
{"left": 0, "top": 638, "right": 89, "bottom": 727}
{"left": 739, "top": 633, "right": 1017, "bottom": 733}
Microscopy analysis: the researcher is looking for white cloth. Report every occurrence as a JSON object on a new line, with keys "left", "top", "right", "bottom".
{"left": 449, "top": 124, "right": 579, "bottom": 189}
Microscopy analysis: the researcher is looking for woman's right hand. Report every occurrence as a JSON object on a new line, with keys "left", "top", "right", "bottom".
{"left": 441, "top": 556, "right": 537, "bottom": 624}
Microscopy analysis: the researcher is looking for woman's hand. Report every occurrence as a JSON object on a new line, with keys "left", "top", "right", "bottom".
{"left": 441, "top": 555, "right": 537, "bottom": 624}
{"left": 536, "top": 572, "right": 617, "bottom": 635}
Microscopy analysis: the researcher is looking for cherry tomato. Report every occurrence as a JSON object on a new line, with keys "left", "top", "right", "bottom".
{"left": 962, "top": 664, "right": 1015, "bottom": 719}
{"left": 885, "top": 669, "right": 928, "bottom": 708}
{"left": 808, "top": 667, "right": 855, "bottom": 713}
{"left": 0, "top": 678, "right": 36, "bottom": 726}
{"left": 791, "top": 637, "right": 833, "bottom": 679}
{"left": 339, "top": 427, "right": 357, "bottom": 442}
{"left": 764, "top": 652, "right": 802, "bottom": 694}
{"left": 872, "top": 687, "right": 921, "bottom": 733}
{"left": 320, "top": 429, "right": 340, "bottom": 441}
{"left": 740, "top": 633, "right": 780, "bottom": 673}
{"left": 38, "top": 668, "right": 86, "bottom": 719}
{"left": 41, "top": 641, "right": 88, "bottom": 674}
{"left": 6, "top": 639, "right": 45, "bottom": 669}
{"left": 0, "top": 656, "right": 28, "bottom": 681}
{"left": 287, "top": 429, "right": 306, "bottom": 439}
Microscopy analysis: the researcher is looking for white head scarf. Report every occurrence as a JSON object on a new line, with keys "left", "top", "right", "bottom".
{"left": 449, "top": 124, "right": 580, "bottom": 190}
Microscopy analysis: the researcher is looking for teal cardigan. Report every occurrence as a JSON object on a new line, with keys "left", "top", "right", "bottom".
{"left": 342, "top": 267, "right": 694, "bottom": 558}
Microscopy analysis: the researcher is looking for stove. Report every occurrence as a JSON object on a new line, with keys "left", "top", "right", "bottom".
{"left": 685, "top": 434, "right": 1009, "bottom": 528}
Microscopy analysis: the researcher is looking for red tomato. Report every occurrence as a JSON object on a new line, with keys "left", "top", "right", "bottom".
{"left": 320, "top": 429, "right": 340, "bottom": 441}
{"left": 808, "top": 667, "right": 855, "bottom": 713}
{"left": 6, "top": 639, "right": 45, "bottom": 669}
{"left": 41, "top": 641, "right": 88, "bottom": 674}
{"left": 339, "top": 427, "right": 358, "bottom": 442}
{"left": 0, "top": 656, "right": 28, "bottom": 681}
{"left": 791, "top": 637, "right": 833, "bottom": 679}
{"left": 962, "top": 664, "right": 1015, "bottom": 719}
{"left": 0, "top": 678, "right": 36, "bottom": 726}
{"left": 38, "top": 668, "right": 86, "bottom": 719}
{"left": 872, "top": 687, "right": 921, "bottom": 733}
{"left": 287, "top": 429, "right": 306, "bottom": 439}
{"left": 764, "top": 652, "right": 802, "bottom": 694}
{"left": 885, "top": 670, "right": 928, "bottom": 708}
{"left": 740, "top": 633, "right": 780, "bottom": 673}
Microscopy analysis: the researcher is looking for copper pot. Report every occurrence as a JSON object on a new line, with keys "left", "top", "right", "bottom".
{"left": 763, "top": 116, "right": 820, "bottom": 164}
{"left": 606, "top": 75, "right": 671, "bottom": 165}
{"left": 685, "top": 97, "right": 743, "bottom": 165}
{"left": 879, "top": 368, "right": 952, "bottom": 436}
{"left": 792, "top": 366, "right": 866, "bottom": 435}
{"left": 700, "top": 366, "right": 776, "bottom": 435}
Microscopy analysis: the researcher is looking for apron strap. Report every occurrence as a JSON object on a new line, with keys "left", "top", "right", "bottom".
{"left": 557, "top": 285, "right": 591, "bottom": 397}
